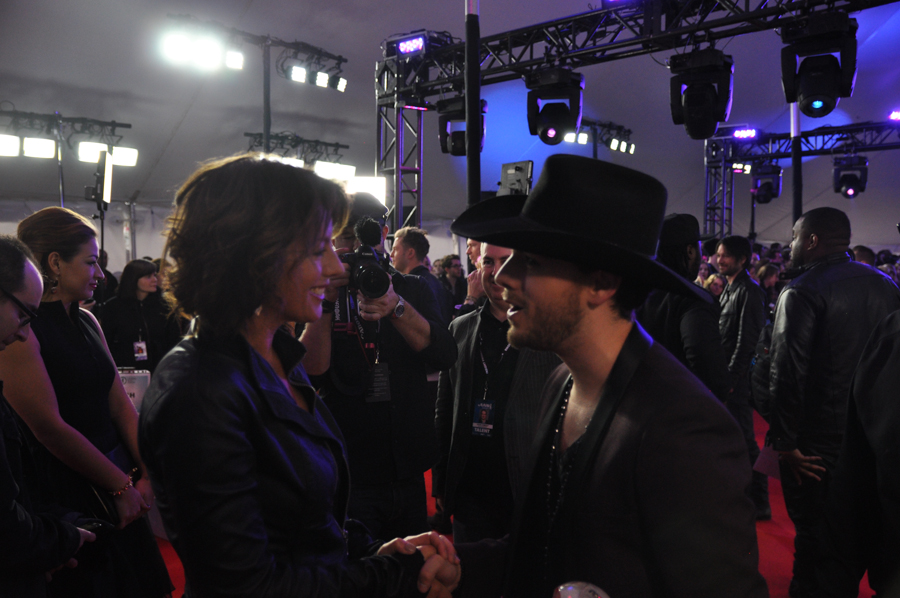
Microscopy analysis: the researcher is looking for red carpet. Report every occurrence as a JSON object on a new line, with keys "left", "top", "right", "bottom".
{"left": 156, "top": 414, "right": 874, "bottom": 597}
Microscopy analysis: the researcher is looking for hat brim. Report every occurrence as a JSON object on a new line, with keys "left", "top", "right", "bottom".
{"left": 451, "top": 196, "right": 712, "bottom": 304}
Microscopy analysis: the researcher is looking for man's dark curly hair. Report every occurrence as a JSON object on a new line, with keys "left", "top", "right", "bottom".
{"left": 164, "top": 154, "right": 347, "bottom": 338}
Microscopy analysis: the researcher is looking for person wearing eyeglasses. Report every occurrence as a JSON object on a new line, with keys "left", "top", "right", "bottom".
{"left": 0, "top": 207, "right": 172, "bottom": 597}
{"left": 0, "top": 234, "right": 98, "bottom": 597}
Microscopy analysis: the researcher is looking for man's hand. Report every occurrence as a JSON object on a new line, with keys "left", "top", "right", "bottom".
{"left": 377, "top": 531, "right": 458, "bottom": 564}
{"left": 417, "top": 542, "right": 461, "bottom": 593}
{"left": 357, "top": 282, "right": 400, "bottom": 321}
{"left": 778, "top": 448, "right": 826, "bottom": 484}
{"left": 324, "top": 248, "right": 352, "bottom": 302}
{"left": 466, "top": 270, "right": 484, "bottom": 300}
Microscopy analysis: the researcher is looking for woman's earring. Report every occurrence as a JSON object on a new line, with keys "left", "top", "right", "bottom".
{"left": 49, "top": 278, "right": 59, "bottom": 294}
{"left": 255, "top": 305, "right": 263, "bottom": 317}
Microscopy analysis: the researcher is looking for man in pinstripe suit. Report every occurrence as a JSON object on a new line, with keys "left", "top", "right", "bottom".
{"left": 433, "top": 241, "right": 560, "bottom": 542}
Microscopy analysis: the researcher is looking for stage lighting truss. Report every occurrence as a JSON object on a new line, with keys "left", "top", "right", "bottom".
{"left": 526, "top": 68, "right": 585, "bottom": 146}
{"left": 244, "top": 131, "right": 349, "bottom": 166}
{"left": 0, "top": 110, "right": 136, "bottom": 165}
{"left": 781, "top": 12, "right": 857, "bottom": 119}
{"left": 276, "top": 48, "right": 347, "bottom": 92}
{"left": 669, "top": 48, "right": 734, "bottom": 140}
{"left": 436, "top": 96, "right": 486, "bottom": 156}
{"left": 750, "top": 163, "right": 782, "bottom": 204}
{"left": 564, "top": 118, "right": 636, "bottom": 155}
{"left": 833, "top": 154, "right": 867, "bottom": 199}
{"left": 164, "top": 14, "right": 348, "bottom": 92}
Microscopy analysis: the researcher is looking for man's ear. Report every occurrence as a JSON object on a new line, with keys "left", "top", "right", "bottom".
{"left": 381, "top": 225, "right": 389, "bottom": 243}
{"left": 807, "top": 233, "right": 819, "bottom": 251}
{"left": 586, "top": 270, "right": 621, "bottom": 308}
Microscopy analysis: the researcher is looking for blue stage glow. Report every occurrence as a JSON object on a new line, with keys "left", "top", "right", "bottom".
{"left": 811, "top": 100, "right": 824, "bottom": 109}
{"left": 733, "top": 129, "right": 757, "bottom": 139}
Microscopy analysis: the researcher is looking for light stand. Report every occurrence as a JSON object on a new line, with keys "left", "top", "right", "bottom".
{"left": 166, "top": 14, "right": 347, "bottom": 153}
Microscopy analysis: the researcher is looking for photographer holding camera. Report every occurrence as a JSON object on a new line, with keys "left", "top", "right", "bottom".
{"left": 301, "top": 193, "right": 457, "bottom": 540}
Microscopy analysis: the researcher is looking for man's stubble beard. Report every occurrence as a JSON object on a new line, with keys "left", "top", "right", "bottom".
{"left": 506, "top": 291, "right": 584, "bottom": 352}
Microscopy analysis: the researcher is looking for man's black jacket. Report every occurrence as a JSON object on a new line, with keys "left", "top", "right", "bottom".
{"left": 766, "top": 252, "right": 900, "bottom": 459}
{"left": 718, "top": 270, "right": 767, "bottom": 394}
{"left": 637, "top": 289, "right": 730, "bottom": 401}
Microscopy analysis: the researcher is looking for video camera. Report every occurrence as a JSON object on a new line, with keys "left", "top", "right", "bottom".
{"left": 340, "top": 217, "right": 398, "bottom": 298}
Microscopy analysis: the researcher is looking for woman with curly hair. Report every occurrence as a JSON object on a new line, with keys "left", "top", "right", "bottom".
{"left": 138, "top": 154, "right": 459, "bottom": 598}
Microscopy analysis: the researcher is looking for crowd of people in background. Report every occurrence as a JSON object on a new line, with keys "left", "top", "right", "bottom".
{"left": 2, "top": 152, "right": 899, "bottom": 598}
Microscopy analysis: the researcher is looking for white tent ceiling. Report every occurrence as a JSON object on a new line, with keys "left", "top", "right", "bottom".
{"left": 2, "top": 0, "right": 899, "bottom": 262}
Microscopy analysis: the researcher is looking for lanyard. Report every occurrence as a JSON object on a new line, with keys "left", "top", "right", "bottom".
{"left": 479, "top": 332, "right": 511, "bottom": 400}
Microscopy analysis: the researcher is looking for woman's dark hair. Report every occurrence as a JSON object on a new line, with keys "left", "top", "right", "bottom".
{"left": 164, "top": 154, "right": 348, "bottom": 338}
{"left": 17, "top": 207, "right": 97, "bottom": 281}
{"left": 0, "top": 235, "right": 38, "bottom": 293}
{"left": 118, "top": 259, "right": 158, "bottom": 301}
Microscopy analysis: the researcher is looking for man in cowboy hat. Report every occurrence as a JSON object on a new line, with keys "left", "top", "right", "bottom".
{"left": 442, "top": 155, "right": 767, "bottom": 598}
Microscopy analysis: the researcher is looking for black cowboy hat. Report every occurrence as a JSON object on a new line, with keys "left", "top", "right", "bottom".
{"left": 450, "top": 154, "right": 710, "bottom": 302}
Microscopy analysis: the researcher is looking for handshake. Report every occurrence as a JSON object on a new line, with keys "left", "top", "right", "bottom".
{"left": 378, "top": 531, "right": 462, "bottom": 598}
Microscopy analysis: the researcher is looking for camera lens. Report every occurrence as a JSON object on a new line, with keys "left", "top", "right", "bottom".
{"left": 357, "top": 265, "right": 390, "bottom": 298}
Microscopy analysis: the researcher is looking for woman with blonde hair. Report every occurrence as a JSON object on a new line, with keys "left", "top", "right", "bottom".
{"left": 0, "top": 206, "right": 172, "bottom": 597}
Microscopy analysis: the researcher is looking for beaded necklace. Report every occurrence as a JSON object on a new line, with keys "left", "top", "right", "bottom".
{"left": 543, "top": 376, "right": 578, "bottom": 573}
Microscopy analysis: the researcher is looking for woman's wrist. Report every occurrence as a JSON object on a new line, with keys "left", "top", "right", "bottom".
{"left": 109, "top": 467, "right": 139, "bottom": 496}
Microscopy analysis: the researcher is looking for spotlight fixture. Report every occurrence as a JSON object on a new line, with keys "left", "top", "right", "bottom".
{"left": 22, "top": 138, "right": 56, "bottom": 159}
{"left": 750, "top": 164, "right": 782, "bottom": 204}
{"left": 781, "top": 13, "right": 857, "bottom": 118}
{"left": 525, "top": 68, "right": 585, "bottom": 146}
{"left": 733, "top": 128, "right": 757, "bottom": 139}
{"left": 436, "top": 96, "right": 486, "bottom": 156}
{"left": 890, "top": 110, "right": 900, "bottom": 121}
{"left": 77, "top": 142, "right": 139, "bottom": 167}
{"left": 290, "top": 66, "right": 307, "bottom": 83}
{"left": 315, "top": 71, "right": 330, "bottom": 88}
{"left": 0, "top": 134, "right": 20, "bottom": 156}
{"left": 669, "top": 48, "right": 734, "bottom": 140}
{"left": 329, "top": 74, "right": 347, "bottom": 93}
{"left": 225, "top": 49, "right": 244, "bottom": 70}
{"left": 833, "top": 155, "right": 867, "bottom": 198}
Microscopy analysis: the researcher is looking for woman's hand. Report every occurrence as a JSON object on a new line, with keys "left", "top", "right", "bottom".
{"left": 134, "top": 477, "right": 155, "bottom": 514}
{"left": 113, "top": 484, "right": 149, "bottom": 529}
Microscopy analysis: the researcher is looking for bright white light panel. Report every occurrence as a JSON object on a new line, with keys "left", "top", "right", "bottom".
{"left": 347, "top": 176, "right": 387, "bottom": 205}
{"left": 23, "top": 138, "right": 56, "bottom": 159}
{"left": 314, "top": 161, "right": 356, "bottom": 182}
{"left": 0, "top": 134, "right": 20, "bottom": 156}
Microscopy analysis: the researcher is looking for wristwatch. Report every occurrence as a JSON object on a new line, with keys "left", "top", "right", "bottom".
{"left": 392, "top": 296, "right": 406, "bottom": 320}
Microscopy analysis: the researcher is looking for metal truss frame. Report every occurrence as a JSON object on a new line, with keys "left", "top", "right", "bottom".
{"left": 703, "top": 120, "right": 900, "bottom": 236}
{"left": 375, "top": 0, "right": 896, "bottom": 230}
{"left": 243, "top": 132, "right": 348, "bottom": 163}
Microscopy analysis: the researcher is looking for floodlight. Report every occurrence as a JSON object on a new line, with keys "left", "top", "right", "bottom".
{"left": 0, "top": 134, "right": 20, "bottom": 156}
{"left": 781, "top": 13, "right": 857, "bottom": 118}
{"left": 629, "top": 143, "right": 635, "bottom": 154}
{"left": 23, "top": 138, "right": 55, "bottom": 159}
{"left": 348, "top": 176, "right": 387, "bottom": 204}
{"left": 526, "top": 68, "right": 585, "bottom": 146}
{"left": 111, "top": 147, "right": 138, "bottom": 167}
{"left": 563, "top": 132, "right": 577, "bottom": 143}
{"left": 314, "top": 161, "right": 356, "bottom": 182}
{"left": 328, "top": 74, "right": 347, "bottom": 92}
{"left": 890, "top": 110, "right": 900, "bottom": 121}
{"left": 78, "top": 141, "right": 107, "bottom": 163}
{"left": 669, "top": 48, "right": 734, "bottom": 140}
{"left": 436, "top": 96, "right": 486, "bottom": 156}
{"left": 577, "top": 132, "right": 588, "bottom": 145}
{"left": 315, "top": 72, "right": 330, "bottom": 88}
{"left": 161, "top": 32, "right": 192, "bottom": 65}
{"left": 225, "top": 50, "right": 244, "bottom": 70}
{"left": 750, "top": 164, "right": 782, "bottom": 204}
{"left": 733, "top": 128, "right": 757, "bottom": 139}
{"left": 290, "top": 66, "right": 307, "bottom": 83}
{"left": 833, "top": 155, "right": 867, "bottom": 198}
{"left": 192, "top": 37, "right": 223, "bottom": 71}
{"left": 280, "top": 157, "right": 305, "bottom": 168}
{"left": 610, "top": 138, "right": 620, "bottom": 151}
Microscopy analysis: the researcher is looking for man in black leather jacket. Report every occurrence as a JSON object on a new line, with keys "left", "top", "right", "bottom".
{"left": 767, "top": 207, "right": 900, "bottom": 598}
{"left": 716, "top": 235, "right": 769, "bottom": 519}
